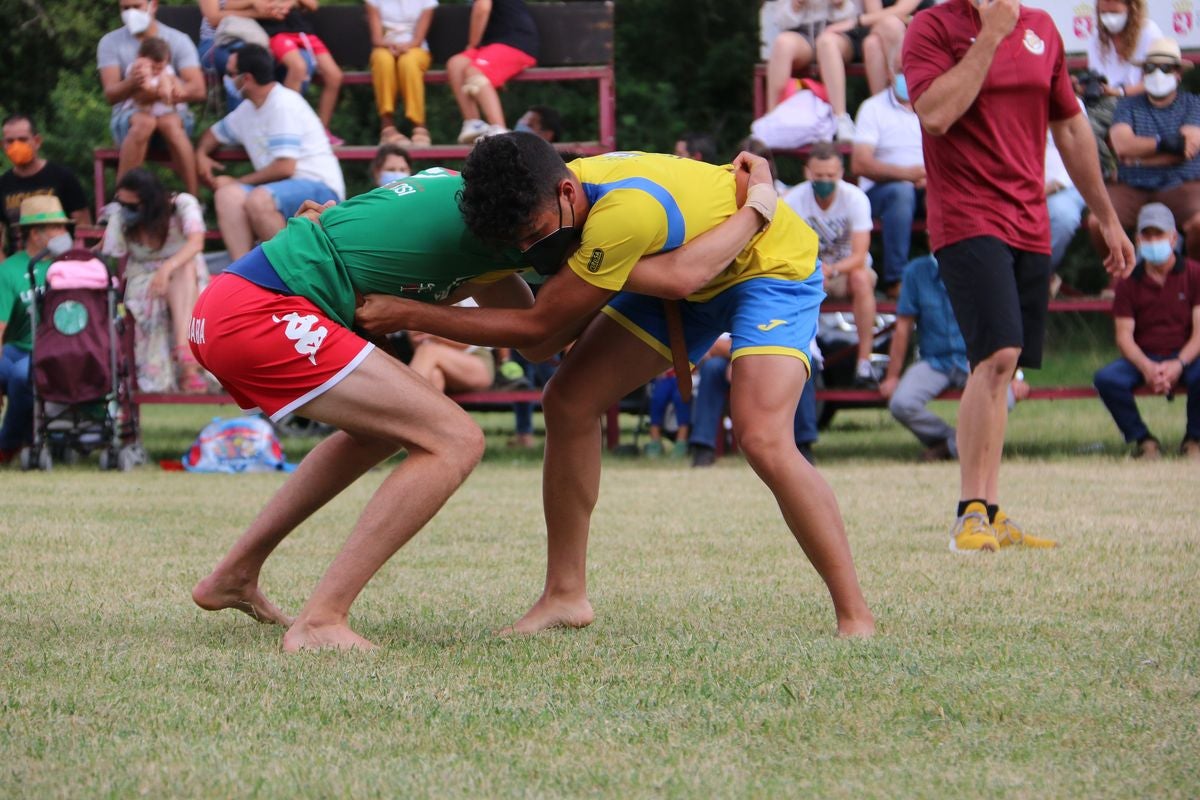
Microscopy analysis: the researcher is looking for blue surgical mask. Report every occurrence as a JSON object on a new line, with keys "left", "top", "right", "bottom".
{"left": 378, "top": 170, "right": 410, "bottom": 186}
{"left": 812, "top": 180, "right": 837, "bottom": 199}
{"left": 893, "top": 74, "right": 909, "bottom": 103}
{"left": 120, "top": 206, "right": 143, "bottom": 228}
{"left": 1138, "top": 239, "right": 1173, "bottom": 265}
{"left": 515, "top": 120, "right": 536, "bottom": 134}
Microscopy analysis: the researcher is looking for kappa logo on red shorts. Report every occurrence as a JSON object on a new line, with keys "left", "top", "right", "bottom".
{"left": 272, "top": 312, "right": 329, "bottom": 365}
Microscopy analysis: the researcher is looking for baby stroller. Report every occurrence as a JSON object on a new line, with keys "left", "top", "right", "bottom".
{"left": 19, "top": 248, "right": 144, "bottom": 471}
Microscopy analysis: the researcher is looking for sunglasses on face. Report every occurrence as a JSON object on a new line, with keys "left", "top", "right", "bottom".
{"left": 1143, "top": 62, "right": 1180, "bottom": 75}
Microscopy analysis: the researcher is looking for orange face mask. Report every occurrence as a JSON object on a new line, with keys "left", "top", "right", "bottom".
{"left": 5, "top": 140, "right": 35, "bottom": 166}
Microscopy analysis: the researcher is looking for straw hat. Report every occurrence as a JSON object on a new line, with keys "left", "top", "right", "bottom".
{"left": 18, "top": 194, "right": 69, "bottom": 226}
{"left": 1143, "top": 37, "right": 1193, "bottom": 70}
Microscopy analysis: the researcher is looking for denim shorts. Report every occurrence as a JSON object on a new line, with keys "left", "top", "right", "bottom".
{"left": 237, "top": 179, "right": 340, "bottom": 220}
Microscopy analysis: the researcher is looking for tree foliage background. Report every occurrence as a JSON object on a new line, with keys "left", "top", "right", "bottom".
{"left": 0, "top": 0, "right": 761, "bottom": 204}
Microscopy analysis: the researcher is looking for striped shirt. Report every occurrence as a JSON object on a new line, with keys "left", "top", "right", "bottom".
{"left": 1112, "top": 91, "right": 1200, "bottom": 190}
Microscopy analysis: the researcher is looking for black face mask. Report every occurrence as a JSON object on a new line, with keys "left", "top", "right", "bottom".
{"left": 522, "top": 193, "right": 581, "bottom": 276}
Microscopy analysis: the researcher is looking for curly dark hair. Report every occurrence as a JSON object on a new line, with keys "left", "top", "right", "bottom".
{"left": 458, "top": 132, "right": 569, "bottom": 248}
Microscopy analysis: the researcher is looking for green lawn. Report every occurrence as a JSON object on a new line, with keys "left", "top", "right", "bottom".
{"left": 2, "top": 398, "right": 1198, "bottom": 797}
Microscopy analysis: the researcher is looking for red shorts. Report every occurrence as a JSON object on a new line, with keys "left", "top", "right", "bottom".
{"left": 189, "top": 274, "right": 373, "bottom": 421}
{"left": 269, "top": 32, "right": 331, "bottom": 62}
{"left": 462, "top": 43, "right": 536, "bottom": 88}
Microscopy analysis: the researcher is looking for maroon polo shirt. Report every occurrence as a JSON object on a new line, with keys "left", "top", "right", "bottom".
{"left": 903, "top": 0, "right": 1080, "bottom": 254}
{"left": 1113, "top": 258, "right": 1200, "bottom": 356}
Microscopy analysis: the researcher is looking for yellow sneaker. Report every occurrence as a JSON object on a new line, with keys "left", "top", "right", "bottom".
{"left": 993, "top": 509, "right": 1057, "bottom": 549}
{"left": 949, "top": 502, "right": 998, "bottom": 553}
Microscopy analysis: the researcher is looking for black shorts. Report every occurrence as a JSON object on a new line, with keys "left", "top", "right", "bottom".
{"left": 844, "top": 25, "right": 871, "bottom": 61}
{"left": 935, "top": 236, "right": 1051, "bottom": 369}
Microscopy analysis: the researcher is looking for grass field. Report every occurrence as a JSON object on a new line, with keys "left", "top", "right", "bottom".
{"left": 3, "top": 396, "right": 1199, "bottom": 798}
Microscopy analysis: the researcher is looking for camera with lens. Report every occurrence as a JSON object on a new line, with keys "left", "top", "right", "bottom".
{"left": 1076, "top": 69, "right": 1109, "bottom": 104}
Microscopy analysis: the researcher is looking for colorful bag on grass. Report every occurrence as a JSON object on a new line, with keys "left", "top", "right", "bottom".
{"left": 182, "top": 416, "right": 296, "bottom": 473}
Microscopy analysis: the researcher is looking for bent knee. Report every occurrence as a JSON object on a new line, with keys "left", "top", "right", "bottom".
{"left": 245, "top": 188, "right": 278, "bottom": 214}
{"left": 976, "top": 347, "right": 1020, "bottom": 378}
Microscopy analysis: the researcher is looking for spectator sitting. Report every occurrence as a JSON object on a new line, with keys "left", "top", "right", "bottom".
{"left": 98, "top": 0, "right": 206, "bottom": 192}
{"left": 370, "top": 142, "right": 412, "bottom": 188}
{"left": 674, "top": 132, "right": 718, "bottom": 164}
{"left": 1045, "top": 111, "right": 1088, "bottom": 291}
{"left": 261, "top": 0, "right": 345, "bottom": 144}
{"left": 119, "top": 36, "right": 199, "bottom": 196}
{"left": 449, "top": 0, "right": 539, "bottom": 144}
{"left": 0, "top": 114, "right": 91, "bottom": 256}
{"left": 1081, "top": 0, "right": 1163, "bottom": 177}
{"left": 763, "top": 0, "right": 847, "bottom": 113}
{"left": 103, "top": 168, "right": 211, "bottom": 393}
{"left": 407, "top": 300, "right": 495, "bottom": 394}
{"left": 196, "top": 44, "right": 345, "bottom": 260}
{"left": 851, "top": 51, "right": 924, "bottom": 295}
{"left": 515, "top": 105, "right": 562, "bottom": 143}
{"left": 1093, "top": 203, "right": 1200, "bottom": 461}
{"left": 197, "top": 0, "right": 289, "bottom": 109}
{"left": 367, "top": 0, "right": 436, "bottom": 147}
{"left": 1088, "top": 37, "right": 1200, "bottom": 277}
{"left": 815, "top": 0, "right": 926, "bottom": 141}
{"left": 784, "top": 141, "right": 878, "bottom": 387}
{"left": 0, "top": 196, "right": 74, "bottom": 463}
{"left": 644, "top": 370, "right": 691, "bottom": 458}
{"left": 879, "top": 254, "right": 1026, "bottom": 461}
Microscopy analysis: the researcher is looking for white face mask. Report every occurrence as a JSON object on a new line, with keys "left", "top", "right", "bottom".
{"left": 1099, "top": 12, "right": 1127, "bottom": 33}
{"left": 1144, "top": 69, "right": 1178, "bottom": 99}
{"left": 121, "top": 8, "right": 152, "bottom": 36}
{"left": 46, "top": 232, "right": 73, "bottom": 257}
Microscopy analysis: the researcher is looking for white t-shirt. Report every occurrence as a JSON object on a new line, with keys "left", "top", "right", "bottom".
{"left": 212, "top": 84, "right": 346, "bottom": 199}
{"left": 783, "top": 180, "right": 873, "bottom": 266}
{"left": 1045, "top": 99, "right": 1086, "bottom": 191}
{"left": 853, "top": 88, "right": 924, "bottom": 192}
{"left": 367, "top": 0, "right": 438, "bottom": 47}
{"left": 1085, "top": 19, "right": 1162, "bottom": 89}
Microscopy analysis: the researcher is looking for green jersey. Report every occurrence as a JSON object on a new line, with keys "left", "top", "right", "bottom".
{"left": 0, "top": 251, "right": 48, "bottom": 353}
{"left": 260, "top": 168, "right": 524, "bottom": 328}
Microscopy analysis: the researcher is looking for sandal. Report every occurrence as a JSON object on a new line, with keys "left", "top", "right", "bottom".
{"left": 410, "top": 126, "right": 432, "bottom": 147}
{"left": 175, "top": 346, "right": 209, "bottom": 394}
{"left": 379, "top": 125, "right": 410, "bottom": 146}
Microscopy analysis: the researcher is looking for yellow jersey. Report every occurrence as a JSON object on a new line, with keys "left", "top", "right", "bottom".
{"left": 566, "top": 152, "right": 819, "bottom": 303}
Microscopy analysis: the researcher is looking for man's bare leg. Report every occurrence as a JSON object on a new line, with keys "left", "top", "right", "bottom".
{"left": 279, "top": 352, "right": 485, "bottom": 652}
{"left": 214, "top": 184, "right": 255, "bottom": 260}
{"left": 730, "top": 355, "right": 874, "bottom": 637}
{"left": 503, "top": 315, "right": 668, "bottom": 634}
{"left": 850, "top": 270, "right": 878, "bottom": 365}
{"left": 955, "top": 347, "right": 1020, "bottom": 504}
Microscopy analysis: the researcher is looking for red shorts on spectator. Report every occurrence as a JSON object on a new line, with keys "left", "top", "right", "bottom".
{"left": 463, "top": 43, "right": 537, "bottom": 88}
{"left": 269, "top": 32, "right": 332, "bottom": 63}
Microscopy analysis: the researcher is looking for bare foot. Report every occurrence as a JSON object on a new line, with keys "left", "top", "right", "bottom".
{"left": 281, "top": 620, "right": 377, "bottom": 653}
{"left": 498, "top": 594, "right": 595, "bottom": 636}
{"left": 192, "top": 572, "right": 294, "bottom": 627}
{"left": 837, "top": 616, "right": 876, "bottom": 638}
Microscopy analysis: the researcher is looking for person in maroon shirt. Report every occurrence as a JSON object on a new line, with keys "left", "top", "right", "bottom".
{"left": 902, "top": 0, "right": 1135, "bottom": 552}
{"left": 1094, "top": 203, "right": 1200, "bottom": 460}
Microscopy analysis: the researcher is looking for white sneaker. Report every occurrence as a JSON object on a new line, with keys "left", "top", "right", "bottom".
{"left": 835, "top": 114, "right": 857, "bottom": 142}
{"left": 479, "top": 124, "right": 510, "bottom": 140}
{"left": 457, "top": 119, "right": 489, "bottom": 144}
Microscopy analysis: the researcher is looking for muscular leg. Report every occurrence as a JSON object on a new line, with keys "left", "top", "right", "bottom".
{"left": 194, "top": 349, "right": 485, "bottom": 651}
{"left": 956, "top": 347, "right": 1020, "bottom": 504}
{"left": 765, "top": 32, "right": 814, "bottom": 112}
{"left": 214, "top": 184, "right": 254, "bottom": 260}
{"left": 730, "top": 354, "right": 874, "bottom": 637}
{"left": 504, "top": 314, "right": 669, "bottom": 634}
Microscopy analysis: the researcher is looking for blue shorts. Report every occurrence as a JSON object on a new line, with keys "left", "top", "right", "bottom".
{"left": 236, "top": 179, "right": 340, "bottom": 220}
{"left": 603, "top": 272, "right": 825, "bottom": 377}
{"left": 110, "top": 105, "right": 195, "bottom": 145}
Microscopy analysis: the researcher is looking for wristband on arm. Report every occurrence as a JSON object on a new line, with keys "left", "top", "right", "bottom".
{"left": 1156, "top": 133, "right": 1185, "bottom": 155}
{"left": 744, "top": 183, "right": 777, "bottom": 227}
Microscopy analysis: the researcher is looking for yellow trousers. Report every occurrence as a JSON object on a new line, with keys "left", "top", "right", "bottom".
{"left": 370, "top": 46, "right": 432, "bottom": 125}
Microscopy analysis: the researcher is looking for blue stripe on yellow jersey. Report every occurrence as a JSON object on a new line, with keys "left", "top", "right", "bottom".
{"left": 566, "top": 152, "right": 820, "bottom": 303}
